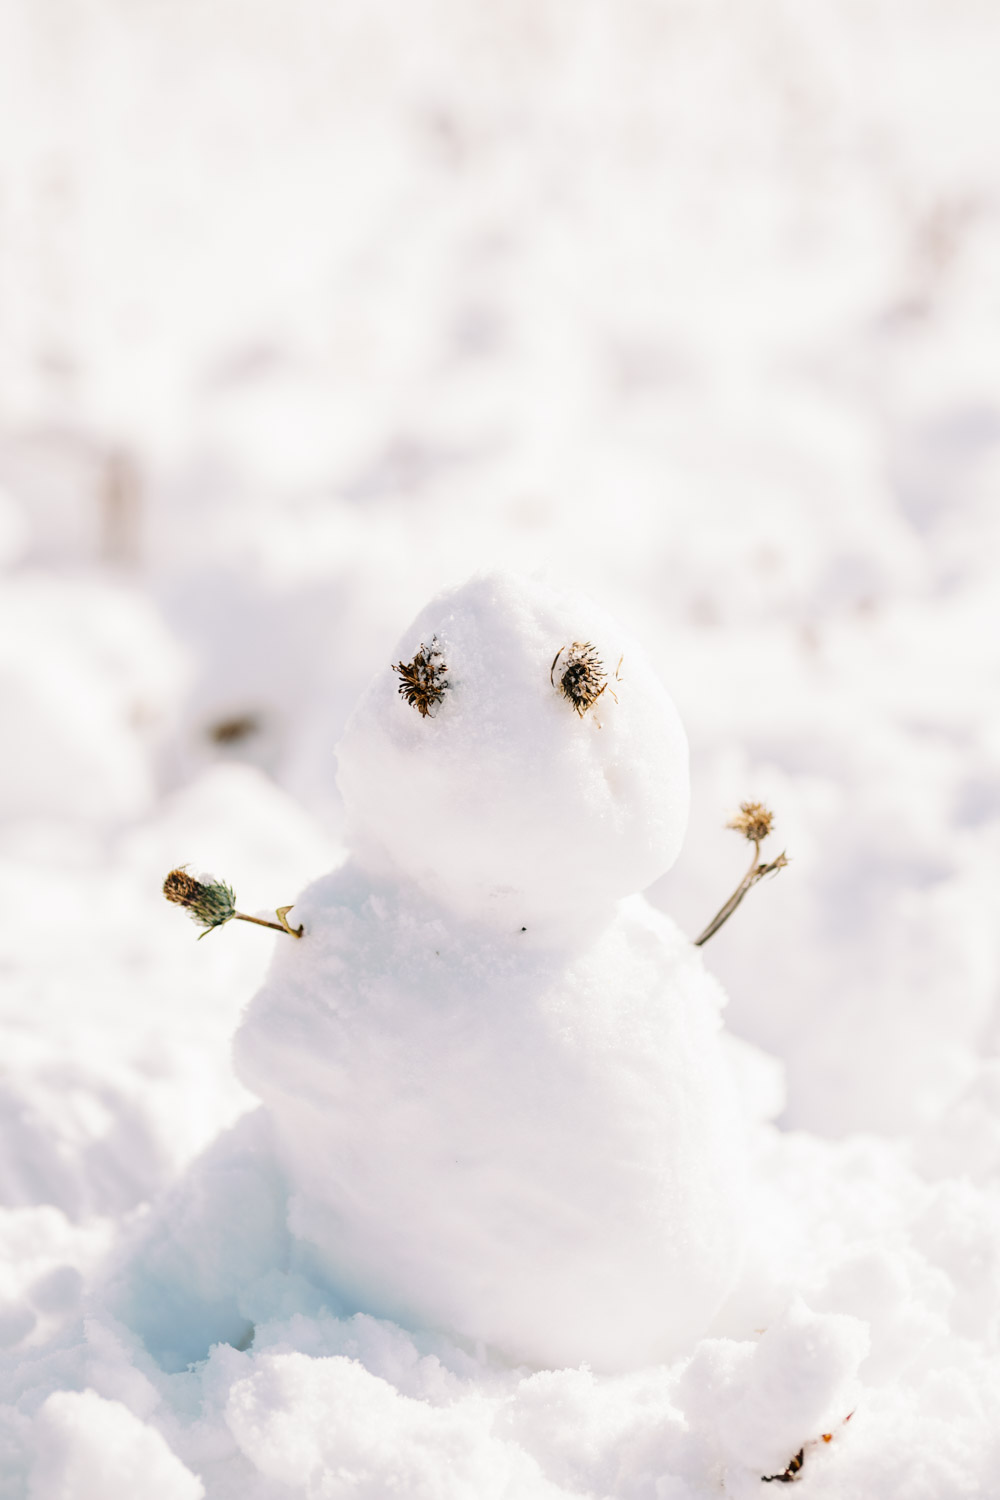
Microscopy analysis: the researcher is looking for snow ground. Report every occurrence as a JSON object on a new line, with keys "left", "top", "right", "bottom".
{"left": 1, "top": 1, "right": 1000, "bottom": 1495}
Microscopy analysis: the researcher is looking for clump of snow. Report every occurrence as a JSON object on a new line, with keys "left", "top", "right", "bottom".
{"left": 677, "top": 1296, "right": 868, "bottom": 1475}
{"left": 27, "top": 1389, "right": 204, "bottom": 1500}
{"left": 224, "top": 1351, "right": 561, "bottom": 1500}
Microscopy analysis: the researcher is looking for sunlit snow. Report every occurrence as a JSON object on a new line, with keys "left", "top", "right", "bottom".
{"left": 2, "top": 2, "right": 1000, "bottom": 1496}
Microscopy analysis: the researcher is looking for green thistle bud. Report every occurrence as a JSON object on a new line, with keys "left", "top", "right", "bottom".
{"left": 163, "top": 868, "right": 237, "bottom": 938}
{"left": 163, "top": 867, "right": 304, "bottom": 940}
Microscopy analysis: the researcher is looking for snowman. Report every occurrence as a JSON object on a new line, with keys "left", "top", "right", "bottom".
{"left": 231, "top": 571, "right": 747, "bottom": 1373}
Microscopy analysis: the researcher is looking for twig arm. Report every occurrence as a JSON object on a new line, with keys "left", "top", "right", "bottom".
{"left": 235, "top": 909, "right": 304, "bottom": 938}
{"left": 234, "top": 913, "right": 289, "bottom": 934}
{"left": 693, "top": 843, "right": 761, "bottom": 947}
{"left": 693, "top": 843, "right": 788, "bottom": 947}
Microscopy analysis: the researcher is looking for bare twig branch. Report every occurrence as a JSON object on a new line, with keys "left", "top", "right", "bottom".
{"left": 693, "top": 802, "right": 788, "bottom": 947}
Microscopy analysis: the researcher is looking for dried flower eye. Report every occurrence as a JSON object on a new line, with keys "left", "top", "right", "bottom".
{"left": 393, "top": 637, "right": 450, "bottom": 718}
{"left": 550, "top": 642, "right": 607, "bottom": 716}
{"left": 726, "top": 801, "right": 774, "bottom": 844}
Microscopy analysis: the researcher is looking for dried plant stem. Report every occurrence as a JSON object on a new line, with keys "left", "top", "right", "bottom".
{"left": 235, "top": 913, "right": 290, "bottom": 934}
{"left": 693, "top": 841, "right": 787, "bottom": 947}
{"left": 235, "top": 908, "right": 303, "bottom": 938}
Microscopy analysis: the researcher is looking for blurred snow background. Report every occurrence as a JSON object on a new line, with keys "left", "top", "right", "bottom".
{"left": 1, "top": 1, "right": 1000, "bottom": 1494}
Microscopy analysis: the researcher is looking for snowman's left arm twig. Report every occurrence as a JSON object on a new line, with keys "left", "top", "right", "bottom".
{"left": 693, "top": 803, "right": 788, "bottom": 947}
{"left": 163, "top": 869, "right": 304, "bottom": 939}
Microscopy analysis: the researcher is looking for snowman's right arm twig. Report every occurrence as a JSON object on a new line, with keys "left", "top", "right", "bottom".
{"left": 692, "top": 803, "right": 788, "bottom": 947}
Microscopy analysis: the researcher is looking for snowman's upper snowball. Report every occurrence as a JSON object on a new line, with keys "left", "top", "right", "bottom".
{"left": 336, "top": 572, "right": 689, "bottom": 927}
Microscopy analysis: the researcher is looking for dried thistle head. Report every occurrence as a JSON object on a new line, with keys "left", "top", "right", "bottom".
{"left": 393, "top": 638, "right": 449, "bottom": 718}
{"left": 163, "top": 867, "right": 236, "bottom": 936}
{"left": 551, "top": 642, "right": 606, "bottom": 716}
{"left": 727, "top": 801, "right": 775, "bottom": 844}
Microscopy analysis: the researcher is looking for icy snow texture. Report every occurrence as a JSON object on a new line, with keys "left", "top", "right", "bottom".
{"left": 337, "top": 572, "right": 689, "bottom": 928}
{"left": 236, "top": 574, "right": 741, "bottom": 1370}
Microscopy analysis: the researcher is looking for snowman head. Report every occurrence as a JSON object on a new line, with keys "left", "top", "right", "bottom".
{"left": 336, "top": 572, "right": 689, "bottom": 930}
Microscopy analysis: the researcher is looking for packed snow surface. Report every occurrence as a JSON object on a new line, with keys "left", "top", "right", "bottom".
{"left": 3, "top": 0, "right": 1000, "bottom": 1494}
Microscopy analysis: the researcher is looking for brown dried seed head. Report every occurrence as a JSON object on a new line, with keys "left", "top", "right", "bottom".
{"left": 727, "top": 801, "right": 775, "bottom": 844}
{"left": 552, "top": 642, "right": 606, "bottom": 715}
{"left": 162, "top": 868, "right": 237, "bottom": 933}
{"left": 163, "top": 868, "right": 204, "bottom": 907}
{"left": 393, "top": 639, "right": 450, "bottom": 718}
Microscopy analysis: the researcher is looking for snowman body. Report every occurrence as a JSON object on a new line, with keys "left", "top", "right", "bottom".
{"left": 234, "top": 572, "right": 746, "bottom": 1371}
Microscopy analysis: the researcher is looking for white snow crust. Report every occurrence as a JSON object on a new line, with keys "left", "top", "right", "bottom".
{"left": 3, "top": 0, "right": 1000, "bottom": 1494}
